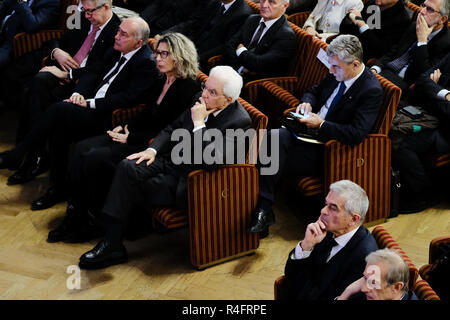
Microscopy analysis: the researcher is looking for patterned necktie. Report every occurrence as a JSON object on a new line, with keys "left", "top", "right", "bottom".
{"left": 73, "top": 25, "right": 101, "bottom": 65}
{"left": 385, "top": 41, "right": 417, "bottom": 74}
{"left": 326, "top": 82, "right": 346, "bottom": 117}
{"left": 248, "top": 21, "right": 266, "bottom": 49}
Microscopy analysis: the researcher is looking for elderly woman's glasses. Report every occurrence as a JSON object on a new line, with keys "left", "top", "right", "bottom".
{"left": 155, "top": 50, "right": 170, "bottom": 59}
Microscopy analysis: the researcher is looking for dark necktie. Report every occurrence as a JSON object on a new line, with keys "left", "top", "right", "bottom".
{"left": 321, "top": 235, "right": 338, "bottom": 264}
{"left": 326, "top": 81, "right": 346, "bottom": 117}
{"left": 248, "top": 21, "right": 266, "bottom": 49}
{"left": 96, "top": 56, "right": 127, "bottom": 92}
{"left": 385, "top": 41, "right": 417, "bottom": 74}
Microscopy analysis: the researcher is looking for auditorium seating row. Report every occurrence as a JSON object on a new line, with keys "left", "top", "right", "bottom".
{"left": 274, "top": 226, "right": 442, "bottom": 300}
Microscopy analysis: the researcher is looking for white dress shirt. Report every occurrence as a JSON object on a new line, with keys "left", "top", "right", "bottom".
{"left": 292, "top": 227, "right": 359, "bottom": 262}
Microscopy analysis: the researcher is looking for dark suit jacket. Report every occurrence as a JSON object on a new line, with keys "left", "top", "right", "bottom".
{"left": 374, "top": 22, "right": 450, "bottom": 85}
{"left": 73, "top": 45, "right": 158, "bottom": 119}
{"left": 301, "top": 67, "right": 383, "bottom": 145}
{"left": 284, "top": 226, "right": 378, "bottom": 300}
{"left": 148, "top": 99, "right": 252, "bottom": 206}
{"left": 415, "top": 51, "right": 450, "bottom": 145}
{"left": 172, "top": 0, "right": 252, "bottom": 63}
{"left": 126, "top": 76, "right": 200, "bottom": 145}
{"left": 225, "top": 14, "right": 297, "bottom": 78}
{"left": 339, "top": 0, "right": 410, "bottom": 61}
{"left": 0, "top": 0, "right": 59, "bottom": 49}
{"left": 45, "top": 13, "right": 121, "bottom": 71}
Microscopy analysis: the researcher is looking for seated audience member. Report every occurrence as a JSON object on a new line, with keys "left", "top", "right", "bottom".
{"left": 76, "top": 66, "right": 252, "bottom": 269}
{"left": 47, "top": 32, "right": 201, "bottom": 243}
{"left": 0, "top": 17, "right": 158, "bottom": 211}
{"left": 339, "top": 0, "right": 411, "bottom": 61}
{"left": 338, "top": 248, "right": 418, "bottom": 300}
{"left": 303, "top": 0, "right": 363, "bottom": 41}
{"left": 392, "top": 52, "right": 449, "bottom": 214}
{"left": 286, "top": 0, "right": 317, "bottom": 15}
{"left": 370, "top": 0, "right": 449, "bottom": 96}
{"left": 6, "top": 0, "right": 121, "bottom": 186}
{"left": 247, "top": 35, "right": 383, "bottom": 236}
{"left": 168, "top": 0, "right": 253, "bottom": 71}
{"left": 224, "top": 0, "right": 297, "bottom": 82}
{"left": 284, "top": 180, "right": 378, "bottom": 300}
{"left": 138, "top": 0, "right": 211, "bottom": 37}
{"left": 0, "top": 0, "right": 60, "bottom": 68}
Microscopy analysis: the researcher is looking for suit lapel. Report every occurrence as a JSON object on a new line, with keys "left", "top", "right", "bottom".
{"left": 256, "top": 15, "right": 285, "bottom": 50}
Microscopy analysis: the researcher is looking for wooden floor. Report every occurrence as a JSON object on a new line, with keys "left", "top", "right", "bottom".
{"left": 0, "top": 109, "right": 449, "bottom": 300}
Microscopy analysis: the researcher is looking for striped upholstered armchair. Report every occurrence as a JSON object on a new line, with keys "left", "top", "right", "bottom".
{"left": 13, "top": 0, "right": 79, "bottom": 58}
{"left": 274, "top": 226, "right": 440, "bottom": 300}
{"left": 111, "top": 71, "right": 268, "bottom": 270}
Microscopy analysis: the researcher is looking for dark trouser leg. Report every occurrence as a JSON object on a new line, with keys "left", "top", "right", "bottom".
{"left": 258, "top": 128, "right": 323, "bottom": 209}
{"left": 379, "top": 69, "right": 409, "bottom": 99}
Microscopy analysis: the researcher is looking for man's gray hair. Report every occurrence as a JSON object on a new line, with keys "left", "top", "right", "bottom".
{"left": 327, "top": 34, "right": 363, "bottom": 63}
{"left": 439, "top": 0, "right": 449, "bottom": 17}
{"left": 82, "top": 0, "right": 113, "bottom": 7}
{"left": 329, "top": 180, "right": 369, "bottom": 223}
{"left": 209, "top": 66, "right": 243, "bottom": 102}
{"left": 366, "top": 248, "right": 410, "bottom": 294}
{"left": 125, "top": 17, "right": 150, "bottom": 42}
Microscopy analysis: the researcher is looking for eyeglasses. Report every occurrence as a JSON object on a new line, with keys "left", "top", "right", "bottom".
{"left": 155, "top": 50, "right": 170, "bottom": 59}
{"left": 420, "top": 3, "right": 441, "bottom": 14}
{"left": 201, "top": 82, "right": 225, "bottom": 98}
{"left": 80, "top": 3, "right": 105, "bottom": 14}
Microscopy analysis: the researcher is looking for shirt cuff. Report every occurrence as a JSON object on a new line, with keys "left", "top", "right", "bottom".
{"left": 86, "top": 98, "right": 95, "bottom": 109}
{"left": 146, "top": 147, "right": 157, "bottom": 156}
{"left": 236, "top": 46, "right": 247, "bottom": 57}
{"left": 292, "top": 241, "right": 312, "bottom": 260}
{"left": 319, "top": 120, "right": 325, "bottom": 129}
{"left": 50, "top": 48, "right": 58, "bottom": 60}
{"left": 438, "top": 89, "right": 450, "bottom": 100}
{"left": 359, "top": 24, "right": 369, "bottom": 34}
{"left": 417, "top": 42, "right": 427, "bottom": 47}
{"left": 193, "top": 124, "right": 206, "bottom": 132}
{"left": 371, "top": 66, "right": 382, "bottom": 74}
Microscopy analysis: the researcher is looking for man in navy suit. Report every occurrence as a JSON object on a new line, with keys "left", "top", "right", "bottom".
{"left": 248, "top": 35, "right": 383, "bottom": 236}
{"left": 0, "top": 17, "right": 159, "bottom": 210}
{"left": 337, "top": 248, "right": 418, "bottom": 300}
{"left": 224, "top": 0, "right": 297, "bottom": 82}
{"left": 0, "top": 0, "right": 59, "bottom": 67}
{"left": 284, "top": 180, "right": 378, "bottom": 300}
{"left": 8, "top": 0, "right": 121, "bottom": 187}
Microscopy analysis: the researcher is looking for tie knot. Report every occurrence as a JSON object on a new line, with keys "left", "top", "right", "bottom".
{"left": 92, "top": 25, "right": 100, "bottom": 32}
{"left": 260, "top": 21, "right": 266, "bottom": 29}
{"left": 221, "top": 4, "right": 226, "bottom": 14}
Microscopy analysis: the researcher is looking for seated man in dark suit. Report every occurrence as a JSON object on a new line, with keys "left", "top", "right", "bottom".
{"left": 370, "top": 0, "right": 449, "bottom": 96}
{"left": 286, "top": 0, "right": 317, "bottom": 15}
{"left": 247, "top": 35, "right": 383, "bottom": 235}
{"left": 284, "top": 180, "right": 378, "bottom": 300}
{"left": 224, "top": 0, "right": 297, "bottom": 82}
{"left": 6, "top": 0, "right": 121, "bottom": 186}
{"left": 392, "top": 52, "right": 449, "bottom": 214}
{"left": 76, "top": 66, "right": 252, "bottom": 270}
{"left": 168, "top": 0, "right": 253, "bottom": 71}
{"left": 338, "top": 248, "right": 418, "bottom": 300}
{"left": 0, "top": 0, "right": 60, "bottom": 68}
{"left": 339, "top": 0, "right": 411, "bottom": 61}
{"left": 0, "top": 17, "right": 159, "bottom": 211}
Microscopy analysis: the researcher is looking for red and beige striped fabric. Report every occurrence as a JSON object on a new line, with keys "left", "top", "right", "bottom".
{"left": 188, "top": 165, "right": 260, "bottom": 269}
{"left": 287, "top": 11, "right": 312, "bottom": 28}
{"left": 413, "top": 280, "right": 440, "bottom": 300}
{"left": 432, "top": 153, "right": 450, "bottom": 168}
{"left": 245, "top": 0, "right": 260, "bottom": 13}
{"left": 371, "top": 226, "right": 419, "bottom": 289}
{"left": 13, "top": 30, "right": 64, "bottom": 57}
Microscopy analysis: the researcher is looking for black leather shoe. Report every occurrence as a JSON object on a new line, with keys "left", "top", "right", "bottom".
{"left": 79, "top": 239, "right": 127, "bottom": 270}
{"left": 47, "top": 204, "right": 81, "bottom": 243}
{"left": 31, "top": 186, "right": 65, "bottom": 211}
{"left": 7, "top": 154, "right": 49, "bottom": 185}
{"left": 0, "top": 151, "right": 22, "bottom": 171}
{"left": 247, "top": 208, "right": 275, "bottom": 233}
